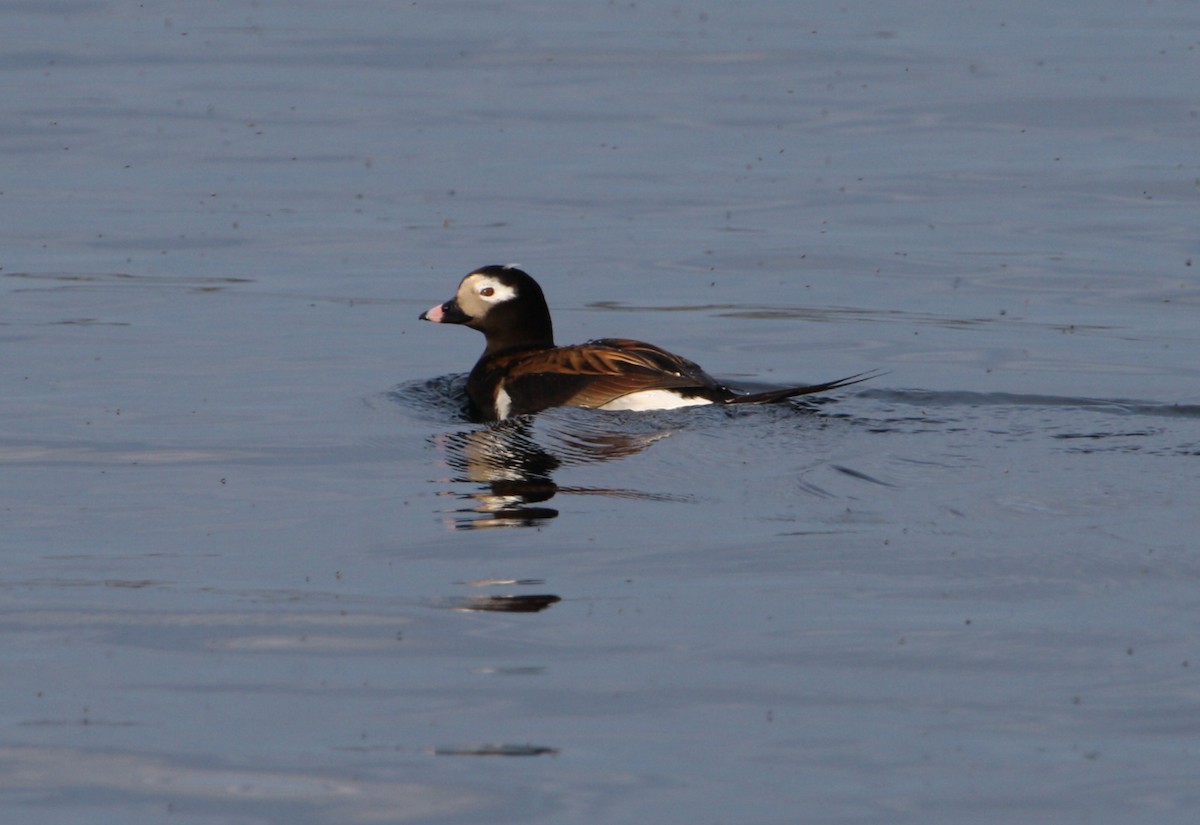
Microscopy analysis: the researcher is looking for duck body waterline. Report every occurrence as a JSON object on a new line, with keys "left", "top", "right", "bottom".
{"left": 420, "top": 265, "right": 876, "bottom": 421}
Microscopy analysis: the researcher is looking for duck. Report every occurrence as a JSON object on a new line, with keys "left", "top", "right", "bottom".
{"left": 420, "top": 264, "right": 877, "bottom": 421}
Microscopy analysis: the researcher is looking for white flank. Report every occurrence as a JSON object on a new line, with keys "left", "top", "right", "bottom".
{"left": 494, "top": 387, "right": 513, "bottom": 419}
{"left": 598, "top": 390, "right": 713, "bottom": 411}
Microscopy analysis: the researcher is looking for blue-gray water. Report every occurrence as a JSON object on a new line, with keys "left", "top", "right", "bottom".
{"left": 3, "top": 2, "right": 1199, "bottom": 823}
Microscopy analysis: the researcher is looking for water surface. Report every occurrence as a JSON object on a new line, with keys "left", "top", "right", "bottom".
{"left": 3, "top": 1, "right": 1199, "bottom": 823}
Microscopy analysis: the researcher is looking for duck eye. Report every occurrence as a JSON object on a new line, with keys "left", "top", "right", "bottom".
{"left": 480, "top": 287, "right": 495, "bottom": 297}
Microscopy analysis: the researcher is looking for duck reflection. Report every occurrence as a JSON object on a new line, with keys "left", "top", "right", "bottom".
{"left": 432, "top": 412, "right": 681, "bottom": 529}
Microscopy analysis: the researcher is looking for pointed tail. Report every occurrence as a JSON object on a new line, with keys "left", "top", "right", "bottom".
{"left": 724, "top": 370, "right": 884, "bottom": 405}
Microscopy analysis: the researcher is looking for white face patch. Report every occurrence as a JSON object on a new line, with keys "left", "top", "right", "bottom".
{"left": 455, "top": 273, "right": 520, "bottom": 321}
{"left": 598, "top": 390, "right": 713, "bottom": 412}
{"left": 469, "top": 276, "right": 517, "bottom": 305}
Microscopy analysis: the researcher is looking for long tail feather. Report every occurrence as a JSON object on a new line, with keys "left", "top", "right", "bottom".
{"left": 724, "top": 370, "right": 885, "bottom": 405}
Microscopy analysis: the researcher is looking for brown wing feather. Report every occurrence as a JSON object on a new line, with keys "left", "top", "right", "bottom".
{"left": 504, "top": 339, "right": 726, "bottom": 410}
{"left": 486, "top": 340, "right": 881, "bottom": 416}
